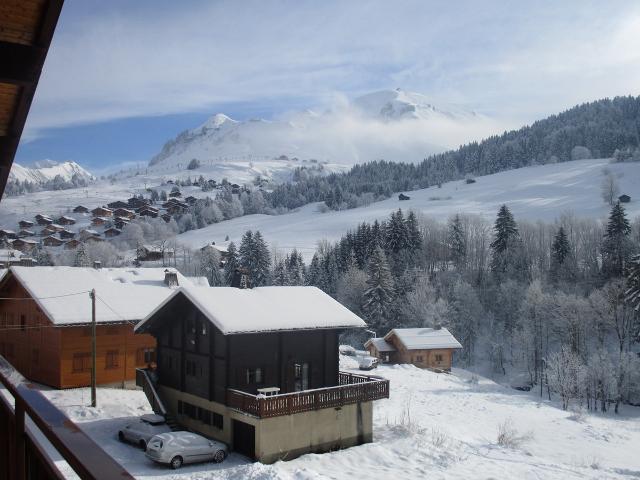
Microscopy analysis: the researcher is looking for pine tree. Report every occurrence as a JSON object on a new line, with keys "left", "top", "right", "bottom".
{"left": 252, "top": 231, "right": 271, "bottom": 286}
{"left": 550, "top": 226, "right": 575, "bottom": 283}
{"left": 363, "top": 246, "right": 395, "bottom": 329}
{"left": 602, "top": 202, "right": 632, "bottom": 278}
{"left": 74, "top": 243, "right": 90, "bottom": 267}
{"left": 306, "top": 254, "right": 322, "bottom": 287}
{"left": 385, "top": 209, "right": 408, "bottom": 254}
{"left": 238, "top": 230, "right": 254, "bottom": 271}
{"left": 405, "top": 210, "right": 422, "bottom": 251}
{"left": 447, "top": 214, "right": 466, "bottom": 269}
{"left": 490, "top": 204, "right": 523, "bottom": 275}
{"left": 199, "top": 249, "right": 222, "bottom": 286}
{"left": 625, "top": 254, "right": 640, "bottom": 313}
{"left": 223, "top": 242, "right": 239, "bottom": 285}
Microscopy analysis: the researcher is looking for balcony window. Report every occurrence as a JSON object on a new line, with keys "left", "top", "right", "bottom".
{"left": 245, "top": 367, "right": 263, "bottom": 385}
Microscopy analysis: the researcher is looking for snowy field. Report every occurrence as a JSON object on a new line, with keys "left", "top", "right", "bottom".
{"left": 39, "top": 356, "right": 640, "bottom": 479}
{"left": 177, "top": 158, "right": 640, "bottom": 259}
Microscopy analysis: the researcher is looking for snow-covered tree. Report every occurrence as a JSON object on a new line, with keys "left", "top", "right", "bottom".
{"left": 363, "top": 246, "right": 395, "bottom": 329}
{"left": 198, "top": 248, "right": 223, "bottom": 286}
{"left": 600, "top": 170, "right": 620, "bottom": 205}
{"left": 546, "top": 346, "right": 585, "bottom": 410}
{"left": 447, "top": 214, "right": 466, "bottom": 270}
{"left": 223, "top": 242, "right": 239, "bottom": 285}
{"left": 602, "top": 202, "right": 633, "bottom": 278}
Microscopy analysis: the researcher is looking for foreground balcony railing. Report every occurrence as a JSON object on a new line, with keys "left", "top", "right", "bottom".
{"left": 227, "top": 371, "right": 389, "bottom": 418}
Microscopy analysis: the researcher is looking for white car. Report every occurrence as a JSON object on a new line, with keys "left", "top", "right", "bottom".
{"left": 358, "top": 355, "right": 379, "bottom": 370}
{"left": 145, "top": 431, "right": 228, "bottom": 469}
{"left": 118, "top": 414, "right": 171, "bottom": 450}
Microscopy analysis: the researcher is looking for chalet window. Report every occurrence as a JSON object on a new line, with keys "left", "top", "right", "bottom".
{"left": 200, "top": 320, "right": 208, "bottom": 336}
{"left": 136, "top": 348, "right": 156, "bottom": 365}
{"left": 416, "top": 356, "right": 423, "bottom": 362}
{"left": 72, "top": 353, "right": 91, "bottom": 373}
{"left": 245, "top": 367, "right": 263, "bottom": 385}
{"left": 105, "top": 350, "right": 119, "bottom": 369}
{"left": 435, "top": 354, "right": 443, "bottom": 362}
{"left": 186, "top": 360, "right": 201, "bottom": 377}
{"left": 20, "top": 315, "right": 26, "bottom": 332}
{"left": 294, "top": 363, "right": 309, "bottom": 391}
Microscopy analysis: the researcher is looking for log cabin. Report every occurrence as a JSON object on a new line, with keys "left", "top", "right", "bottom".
{"left": 18, "top": 220, "right": 34, "bottom": 229}
{"left": 365, "top": 327, "right": 462, "bottom": 372}
{"left": 134, "top": 278, "right": 389, "bottom": 463}
{"left": 73, "top": 205, "right": 89, "bottom": 214}
{"left": 0, "top": 266, "right": 203, "bottom": 389}
{"left": 42, "top": 235, "right": 64, "bottom": 247}
{"left": 91, "top": 207, "right": 113, "bottom": 217}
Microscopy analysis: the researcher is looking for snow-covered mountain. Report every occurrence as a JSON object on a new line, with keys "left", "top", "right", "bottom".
{"left": 9, "top": 160, "right": 95, "bottom": 184}
{"left": 149, "top": 89, "right": 494, "bottom": 171}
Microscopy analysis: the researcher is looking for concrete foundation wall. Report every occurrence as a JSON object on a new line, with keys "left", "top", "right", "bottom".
{"left": 156, "top": 385, "right": 373, "bottom": 464}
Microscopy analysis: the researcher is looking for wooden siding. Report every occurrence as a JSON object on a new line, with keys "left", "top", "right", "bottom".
{"left": 368, "top": 332, "right": 455, "bottom": 371}
{"left": 0, "top": 274, "right": 156, "bottom": 388}
{"left": 149, "top": 291, "right": 341, "bottom": 406}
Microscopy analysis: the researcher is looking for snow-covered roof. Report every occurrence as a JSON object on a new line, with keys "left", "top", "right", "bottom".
{"left": 385, "top": 328, "right": 462, "bottom": 350}
{"left": 365, "top": 337, "right": 395, "bottom": 352}
{"left": 6, "top": 266, "right": 197, "bottom": 325}
{"left": 137, "top": 285, "right": 366, "bottom": 335}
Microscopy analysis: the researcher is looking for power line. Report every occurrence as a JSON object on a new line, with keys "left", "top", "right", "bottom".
{"left": 0, "top": 290, "right": 91, "bottom": 301}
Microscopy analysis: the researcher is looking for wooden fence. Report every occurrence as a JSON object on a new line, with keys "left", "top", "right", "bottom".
{"left": 227, "top": 371, "right": 389, "bottom": 419}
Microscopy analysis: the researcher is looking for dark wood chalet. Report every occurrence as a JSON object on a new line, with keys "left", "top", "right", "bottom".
{"left": 56, "top": 216, "right": 76, "bottom": 225}
{"left": 135, "top": 278, "right": 389, "bottom": 463}
{"left": 107, "top": 200, "right": 129, "bottom": 209}
{"left": 18, "top": 220, "right": 34, "bottom": 229}
{"left": 59, "top": 229, "right": 75, "bottom": 239}
{"left": 64, "top": 239, "right": 82, "bottom": 250}
{"left": 91, "top": 207, "right": 112, "bottom": 217}
{"left": 73, "top": 205, "right": 89, "bottom": 213}
{"left": 104, "top": 228, "right": 121, "bottom": 238}
{"left": 35, "top": 214, "right": 53, "bottom": 226}
{"left": 42, "top": 235, "right": 64, "bottom": 247}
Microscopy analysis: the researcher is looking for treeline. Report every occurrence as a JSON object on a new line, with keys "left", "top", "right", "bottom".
{"left": 5, "top": 173, "right": 91, "bottom": 196}
{"left": 266, "top": 96, "right": 640, "bottom": 211}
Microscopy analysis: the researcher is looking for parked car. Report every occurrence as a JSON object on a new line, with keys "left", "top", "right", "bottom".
{"left": 358, "top": 355, "right": 378, "bottom": 370}
{"left": 117, "top": 414, "right": 171, "bottom": 450}
{"left": 145, "top": 432, "right": 228, "bottom": 469}
{"left": 339, "top": 345, "right": 356, "bottom": 356}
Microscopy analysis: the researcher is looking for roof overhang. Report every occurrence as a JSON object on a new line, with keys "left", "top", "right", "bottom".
{"left": 0, "top": 0, "right": 64, "bottom": 198}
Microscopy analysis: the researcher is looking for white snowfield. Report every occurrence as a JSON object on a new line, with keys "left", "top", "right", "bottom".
{"left": 138, "top": 285, "right": 366, "bottom": 335}
{"left": 177, "top": 158, "right": 640, "bottom": 260}
{"left": 9, "top": 160, "right": 94, "bottom": 184}
{"left": 40, "top": 358, "right": 640, "bottom": 479}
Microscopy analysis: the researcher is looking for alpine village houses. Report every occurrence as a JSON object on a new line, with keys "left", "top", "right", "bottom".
{"left": 134, "top": 270, "right": 389, "bottom": 463}
{"left": 0, "top": 266, "right": 206, "bottom": 389}
{"left": 365, "top": 327, "right": 462, "bottom": 371}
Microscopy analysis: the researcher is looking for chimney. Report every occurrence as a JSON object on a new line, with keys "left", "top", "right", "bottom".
{"left": 164, "top": 269, "right": 179, "bottom": 287}
{"left": 93, "top": 260, "right": 101, "bottom": 269}
{"left": 231, "top": 267, "right": 250, "bottom": 289}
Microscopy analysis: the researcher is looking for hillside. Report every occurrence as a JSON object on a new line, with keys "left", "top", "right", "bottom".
{"left": 43, "top": 359, "right": 640, "bottom": 479}
{"left": 147, "top": 88, "right": 491, "bottom": 171}
{"left": 177, "top": 158, "right": 640, "bottom": 258}
{"left": 9, "top": 160, "right": 94, "bottom": 184}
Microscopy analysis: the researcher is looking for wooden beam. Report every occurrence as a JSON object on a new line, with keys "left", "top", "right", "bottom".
{"left": 0, "top": 41, "right": 46, "bottom": 85}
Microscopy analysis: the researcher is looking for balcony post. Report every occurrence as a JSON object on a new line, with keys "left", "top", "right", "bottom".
{"left": 14, "top": 399, "right": 25, "bottom": 480}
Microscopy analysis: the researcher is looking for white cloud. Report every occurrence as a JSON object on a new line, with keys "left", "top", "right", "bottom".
{"left": 26, "top": 0, "right": 640, "bottom": 138}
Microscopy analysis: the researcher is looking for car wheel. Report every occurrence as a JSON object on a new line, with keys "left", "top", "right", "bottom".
{"left": 170, "top": 456, "right": 183, "bottom": 469}
{"left": 139, "top": 440, "right": 147, "bottom": 451}
{"left": 118, "top": 431, "right": 125, "bottom": 442}
{"left": 213, "top": 450, "right": 226, "bottom": 463}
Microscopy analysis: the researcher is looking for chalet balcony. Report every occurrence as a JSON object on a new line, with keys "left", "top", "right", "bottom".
{"left": 226, "top": 371, "right": 390, "bottom": 419}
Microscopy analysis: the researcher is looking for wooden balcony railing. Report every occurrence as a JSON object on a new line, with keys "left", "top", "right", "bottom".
{"left": 0, "top": 355, "right": 135, "bottom": 480}
{"left": 227, "top": 371, "right": 389, "bottom": 419}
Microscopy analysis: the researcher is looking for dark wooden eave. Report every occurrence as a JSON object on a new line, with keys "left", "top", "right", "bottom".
{"left": 0, "top": 0, "right": 64, "bottom": 199}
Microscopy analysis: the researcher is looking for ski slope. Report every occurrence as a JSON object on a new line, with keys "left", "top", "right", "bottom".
{"left": 40, "top": 358, "right": 640, "bottom": 479}
{"left": 177, "top": 158, "right": 640, "bottom": 259}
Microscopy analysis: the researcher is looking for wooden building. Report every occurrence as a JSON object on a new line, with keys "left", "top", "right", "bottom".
{"left": 138, "top": 207, "right": 159, "bottom": 218}
{"left": 59, "top": 229, "right": 75, "bottom": 239}
{"left": 365, "top": 327, "right": 462, "bottom": 372}
{"left": 64, "top": 239, "right": 82, "bottom": 250}
{"left": 18, "top": 220, "right": 34, "bottom": 229}
{"left": 56, "top": 215, "right": 76, "bottom": 225}
{"left": 104, "top": 227, "right": 121, "bottom": 238}
{"left": 107, "top": 200, "right": 129, "bottom": 209}
{"left": 35, "top": 214, "right": 53, "bottom": 226}
{"left": 73, "top": 205, "right": 89, "bottom": 213}
{"left": 91, "top": 207, "right": 113, "bottom": 217}
{"left": 113, "top": 208, "right": 136, "bottom": 220}
{"left": 0, "top": 266, "right": 201, "bottom": 389}
{"left": 18, "top": 229, "right": 35, "bottom": 238}
{"left": 42, "top": 235, "right": 64, "bottom": 247}
{"left": 619, "top": 194, "right": 631, "bottom": 203}
{"left": 135, "top": 281, "right": 389, "bottom": 463}
{"left": 91, "top": 216, "right": 109, "bottom": 227}
{"left": 10, "top": 238, "right": 37, "bottom": 253}
{"left": 0, "top": 229, "right": 17, "bottom": 239}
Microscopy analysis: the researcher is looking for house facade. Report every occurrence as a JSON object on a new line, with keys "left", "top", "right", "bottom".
{"left": 135, "top": 283, "right": 389, "bottom": 463}
{"left": 0, "top": 266, "right": 202, "bottom": 389}
{"left": 365, "top": 327, "right": 462, "bottom": 372}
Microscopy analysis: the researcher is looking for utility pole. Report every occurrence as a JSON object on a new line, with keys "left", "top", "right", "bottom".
{"left": 90, "top": 289, "right": 97, "bottom": 407}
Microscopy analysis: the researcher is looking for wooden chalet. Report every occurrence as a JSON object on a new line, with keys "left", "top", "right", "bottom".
{"left": 0, "top": 229, "right": 17, "bottom": 239}
{"left": 73, "top": 205, "right": 89, "bottom": 213}
{"left": 0, "top": 267, "right": 204, "bottom": 389}
{"left": 104, "top": 227, "right": 121, "bottom": 238}
{"left": 168, "top": 190, "right": 182, "bottom": 198}
{"left": 185, "top": 195, "right": 197, "bottom": 205}
{"left": 59, "top": 229, "right": 75, "bottom": 239}
{"left": 113, "top": 208, "right": 136, "bottom": 220}
{"left": 42, "top": 235, "right": 64, "bottom": 247}
{"left": 107, "top": 200, "right": 129, "bottom": 209}
{"left": 128, "top": 197, "right": 150, "bottom": 209}
{"left": 114, "top": 216, "right": 130, "bottom": 229}
{"left": 137, "top": 244, "right": 174, "bottom": 261}
{"left": 619, "top": 194, "right": 631, "bottom": 203}
{"left": 35, "top": 214, "right": 53, "bottom": 226}
{"left": 18, "top": 220, "right": 34, "bottom": 229}
{"left": 10, "top": 238, "right": 37, "bottom": 253}
{"left": 85, "top": 235, "right": 104, "bottom": 243}
{"left": 79, "top": 229, "right": 100, "bottom": 241}
{"left": 160, "top": 213, "right": 172, "bottom": 223}
{"left": 138, "top": 207, "right": 159, "bottom": 218}
{"left": 91, "top": 216, "right": 109, "bottom": 227}
{"left": 134, "top": 276, "right": 389, "bottom": 463}
{"left": 18, "top": 229, "right": 35, "bottom": 238}
{"left": 64, "top": 239, "right": 81, "bottom": 250}
{"left": 365, "top": 327, "right": 462, "bottom": 372}
{"left": 91, "top": 206, "right": 113, "bottom": 217}
{"left": 56, "top": 215, "right": 76, "bottom": 225}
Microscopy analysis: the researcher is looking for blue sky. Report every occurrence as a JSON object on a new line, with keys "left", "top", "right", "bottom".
{"left": 17, "top": 0, "right": 640, "bottom": 172}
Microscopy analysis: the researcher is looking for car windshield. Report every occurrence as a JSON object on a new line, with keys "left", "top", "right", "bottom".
{"left": 150, "top": 439, "right": 163, "bottom": 449}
